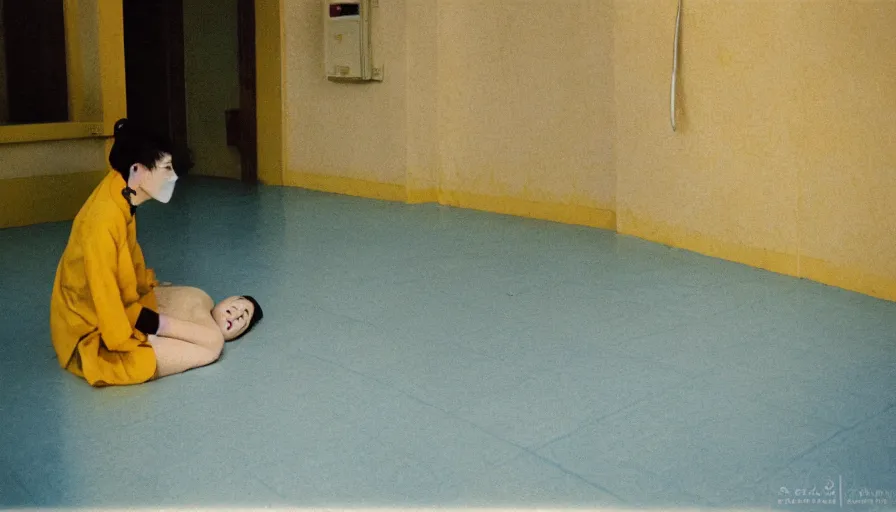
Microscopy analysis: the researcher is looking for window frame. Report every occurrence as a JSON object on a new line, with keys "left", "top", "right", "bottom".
{"left": 0, "top": 0, "right": 123, "bottom": 144}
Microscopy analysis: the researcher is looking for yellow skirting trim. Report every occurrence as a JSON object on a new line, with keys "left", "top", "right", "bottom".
{"left": 285, "top": 170, "right": 616, "bottom": 230}
{"left": 7, "top": 169, "right": 887, "bottom": 303}
{"left": 801, "top": 257, "right": 896, "bottom": 303}
{"left": 617, "top": 210, "right": 800, "bottom": 277}
{"left": 0, "top": 171, "right": 106, "bottom": 229}
{"left": 406, "top": 188, "right": 438, "bottom": 204}
{"left": 618, "top": 210, "right": 896, "bottom": 302}
{"left": 283, "top": 171, "right": 407, "bottom": 203}
{"left": 439, "top": 190, "right": 617, "bottom": 231}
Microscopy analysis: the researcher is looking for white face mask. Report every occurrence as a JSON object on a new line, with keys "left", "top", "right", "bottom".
{"left": 133, "top": 157, "right": 178, "bottom": 204}
{"left": 151, "top": 173, "right": 178, "bottom": 203}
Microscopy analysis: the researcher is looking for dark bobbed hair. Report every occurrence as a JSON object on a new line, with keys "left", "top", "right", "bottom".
{"left": 231, "top": 295, "right": 264, "bottom": 341}
{"left": 108, "top": 118, "right": 193, "bottom": 178}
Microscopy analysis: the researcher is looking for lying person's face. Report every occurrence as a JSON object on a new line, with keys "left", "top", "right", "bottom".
{"left": 212, "top": 296, "right": 256, "bottom": 341}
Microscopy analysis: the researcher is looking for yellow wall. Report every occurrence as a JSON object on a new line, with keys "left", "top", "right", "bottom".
{"left": 436, "top": 0, "right": 616, "bottom": 227}
{"left": 3, "top": 0, "right": 894, "bottom": 302}
{"left": 794, "top": 2, "right": 896, "bottom": 301}
{"left": 276, "top": 0, "right": 896, "bottom": 301}
{"left": 280, "top": 0, "right": 617, "bottom": 227}
{"left": 1, "top": 140, "right": 106, "bottom": 180}
{"left": 615, "top": 1, "right": 802, "bottom": 273}
{"left": 404, "top": 0, "right": 439, "bottom": 200}
{"left": 282, "top": 0, "right": 409, "bottom": 192}
{"left": 614, "top": 0, "right": 896, "bottom": 301}
{"left": 0, "top": 140, "right": 107, "bottom": 228}
{"left": 183, "top": 0, "right": 242, "bottom": 180}
{"left": 0, "top": 136, "right": 108, "bottom": 228}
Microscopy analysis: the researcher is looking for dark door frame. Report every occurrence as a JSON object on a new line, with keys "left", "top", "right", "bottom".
{"left": 123, "top": 0, "right": 187, "bottom": 154}
{"left": 123, "top": 0, "right": 257, "bottom": 184}
{"left": 237, "top": 0, "right": 258, "bottom": 184}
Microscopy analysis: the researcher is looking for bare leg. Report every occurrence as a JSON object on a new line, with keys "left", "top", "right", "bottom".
{"left": 148, "top": 334, "right": 224, "bottom": 378}
{"left": 147, "top": 285, "right": 226, "bottom": 379}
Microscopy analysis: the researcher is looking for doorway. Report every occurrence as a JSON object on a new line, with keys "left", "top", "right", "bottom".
{"left": 122, "top": 0, "right": 257, "bottom": 183}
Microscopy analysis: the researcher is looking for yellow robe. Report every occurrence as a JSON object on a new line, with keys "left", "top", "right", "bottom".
{"left": 50, "top": 171, "right": 159, "bottom": 386}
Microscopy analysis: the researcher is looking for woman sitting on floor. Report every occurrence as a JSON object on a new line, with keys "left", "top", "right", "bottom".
{"left": 49, "top": 118, "right": 262, "bottom": 386}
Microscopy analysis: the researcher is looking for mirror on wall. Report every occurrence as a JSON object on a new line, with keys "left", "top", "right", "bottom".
{"left": 0, "top": 0, "right": 70, "bottom": 125}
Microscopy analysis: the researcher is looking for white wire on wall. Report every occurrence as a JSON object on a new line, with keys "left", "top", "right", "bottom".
{"left": 670, "top": 0, "right": 682, "bottom": 131}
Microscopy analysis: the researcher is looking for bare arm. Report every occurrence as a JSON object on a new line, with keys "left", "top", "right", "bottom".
{"left": 157, "top": 314, "right": 224, "bottom": 349}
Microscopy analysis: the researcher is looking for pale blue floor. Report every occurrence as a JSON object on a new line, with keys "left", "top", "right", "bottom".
{"left": 1, "top": 176, "right": 894, "bottom": 510}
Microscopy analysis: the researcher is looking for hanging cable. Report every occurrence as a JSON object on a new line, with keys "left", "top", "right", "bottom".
{"left": 671, "top": 0, "right": 682, "bottom": 131}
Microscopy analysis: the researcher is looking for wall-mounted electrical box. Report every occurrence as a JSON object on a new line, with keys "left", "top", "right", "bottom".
{"left": 323, "top": 0, "right": 382, "bottom": 82}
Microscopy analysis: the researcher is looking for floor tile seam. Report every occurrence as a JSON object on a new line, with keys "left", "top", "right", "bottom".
{"left": 559, "top": 341, "right": 699, "bottom": 372}
{"left": 290, "top": 347, "right": 534, "bottom": 463}
{"left": 609, "top": 414, "right": 802, "bottom": 503}
{"left": 159, "top": 446, "right": 286, "bottom": 501}
{"left": 758, "top": 359, "right": 895, "bottom": 395}
{"left": 757, "top": 397, "right": 875, "bottom": 432}
{"left": 302, "top": 304, "right": 390, "bottom": 330}
{"left": 506, "top": 448, "right": 630, "bottom": 505}
{"left": 751, "top": 403, "right": 896, "bottom": 489}
{"left": 245, "top": 465, "right": 297, "bottom": 503}
{"left": 748, "top": 427, "right": 847, "bottom": 490}
{"left": 529, "top": 385, "right": 690, "bottom": 455}
{"left": 11, "top": 471, "right": 32, "bottom": 501}
{"left": 431, "top": 283, "right": 550, "bottom": 306}
{"left": 563, "top": 326, "right": 735, "bottom": 378}
{"left": 838, "top": 401, "right": 896, "bottom": 435}
{"left": 596, "top": 318, "right": 716, "bottom": 348}
{"left": 1, "top": 408, "right": 176, "bottom": 458}
{"left": 844, "top": 385, "right": 896, "bottom": 403}
{"left": 538, "top": 446, "right": 710, "bottom": 507}
{"left": 0, "top": 452, "right": 34, "bottom": 502}
{"left": 286, "top": 347, "right": 640, "bottom": 500}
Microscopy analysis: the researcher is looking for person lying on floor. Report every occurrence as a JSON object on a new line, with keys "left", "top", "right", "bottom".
{"left": 148, "top": 285, "right": 264, "bottom": 378}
